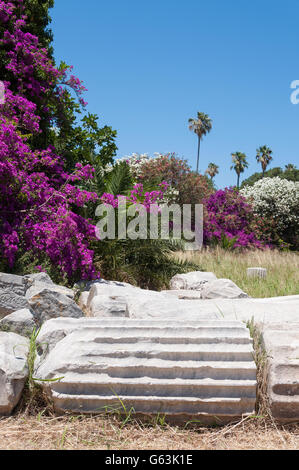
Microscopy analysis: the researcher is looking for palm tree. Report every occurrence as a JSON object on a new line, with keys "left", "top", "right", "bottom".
{"left": 188, "top": 112, "right": 212, "bottom": 174}
{"left": 231, "top": 152, "right": 249, "bottom": 189}
{"left": 285, "top": 163, "right": 296, "bottom": 171}
{"left": 205, "top": 162, "right": 219, "bottom": 181}
{"left": 256, "top": 145, "right": 273, "bottom": 177}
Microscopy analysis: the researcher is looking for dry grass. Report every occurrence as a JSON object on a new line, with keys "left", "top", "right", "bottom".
{"left": 0, "top": 413, "right": 299, "bottom": 450}
{"left": 175, "top": 248, "right": 299, "bottom": 298}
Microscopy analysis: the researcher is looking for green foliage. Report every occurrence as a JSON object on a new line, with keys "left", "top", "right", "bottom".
{"left": 53, "top": 112, "right": 117, "bottom": 172}
{"left": 20, "top": 327, "right": 64, "bottom": 414}
{"left": 23, "top": 0, "right": 54, "bottom": 54}
{"left": 212, "top": 233, "right": 238, "bottom": 251}
{"left": 241, "top": 164, "right": 299, "bottom": 187}
{"left": 20, "top": 327, "right": 44, "bottom": 413}
{"left": 94, "top": 237, "right": 203, "bottom": 291}
{"left": 96, "top": 161, "right": 133, "bottom": 197}
{"left": 91, "top": 163, "right": 202, "bottom": 290}
{"left": 27, "top": 328, "right": 40, "bottom": 392}
{"left": 11, "top": 250, "right": 69, "bottom": 286}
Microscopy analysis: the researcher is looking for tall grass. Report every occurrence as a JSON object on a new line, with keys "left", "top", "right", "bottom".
{"left": 175, "top": 248, "right": 299, "bottom": 298}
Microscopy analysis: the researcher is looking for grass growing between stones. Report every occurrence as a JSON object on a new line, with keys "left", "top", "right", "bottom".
{"left": 175, "top": 248, "right": 299, "bottom": 298}
{"left": 246, "top": 318, "right": 270, "bottom": 418}
{"left": 16, "top": 328, "right": 58, "bottom": 416}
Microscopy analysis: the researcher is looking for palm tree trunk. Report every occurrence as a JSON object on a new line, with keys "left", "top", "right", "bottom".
{"left": 237, "top": 173, "right": 240, "bottom": 189}
{"left": 196, "top": 137, "right": 201, "bottom": 174}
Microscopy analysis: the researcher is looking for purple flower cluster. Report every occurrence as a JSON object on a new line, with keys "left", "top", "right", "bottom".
{"left": 1, "top": 0, "right": 88, "bottom": 117}
{"left": 0, "top": 1, "right": 14, "bottom": 24}
{"left": 203, "top": 188, "right": 267, "bottom": 249}
{"left": 0, "top": 109, "right": 100, "bottom": 280}
{"left": 2, "top": 16, "right": 61, "bottom": 98}
{"left": 0, "top": 1, "right": 100, "bottom": 282}
{"left": 100, "top": 182, "right": 169, "bottom": 212}
{"left": 0, "top": 83, "right": 40, "bottom": 133}
{"left": 59, "top": 65, "right": 88, "bottom": 108}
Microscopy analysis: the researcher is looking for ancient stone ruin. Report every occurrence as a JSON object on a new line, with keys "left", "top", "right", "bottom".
{"left": 0, "top": 271, "right": 299, "bottom": 423}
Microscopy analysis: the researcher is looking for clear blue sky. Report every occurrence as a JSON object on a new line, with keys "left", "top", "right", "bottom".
{"left": 51, "top": 0, "right": 299, "bottom": 188}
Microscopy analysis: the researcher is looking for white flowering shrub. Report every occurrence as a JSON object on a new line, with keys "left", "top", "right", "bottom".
{"left": 241, "top": 177, "right": 299, "bottom": 247}
{"left": 116, "top": 153, "right": 152, "bottom": 177}
{"left": 162, "top": 185, "right": 180, "bottom": 204}
{"left": 96, "top": 163, "right": 114, "bottom": 178}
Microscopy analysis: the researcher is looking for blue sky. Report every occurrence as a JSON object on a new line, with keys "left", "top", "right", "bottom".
{"left": 51, "top": 0, "right": 299, "bottom": 188}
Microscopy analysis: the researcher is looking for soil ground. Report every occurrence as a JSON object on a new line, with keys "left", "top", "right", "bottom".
{"left": 0, "top": 414, "right": 298, "bottom": 450}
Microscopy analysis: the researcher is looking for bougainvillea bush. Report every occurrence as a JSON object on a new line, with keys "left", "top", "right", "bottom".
{"left": 0, "top": 1, "right": 101, "bottom": 283}
{"left": 241, "top": 177, "right": 299, "bottom": 249}
{"left": 0, "top": 84, "right": 100, "bottom": 282}
{"left": 203, "top": 188, "right": 274, "bottom": 249}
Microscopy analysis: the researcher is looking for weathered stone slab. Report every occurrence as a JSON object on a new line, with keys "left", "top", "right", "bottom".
{"left": 122, "top": 295, "right": 299, "bottom": 325}
{"left": 0, "top": 309, "right": 36, "bottom": 337}
{"left": 0, "top": 332, "right": 29, "bottom": 415}
{"left": 0, "top": 290, "right": 29, "bottom": 318}
{"left": 170, "top": 272, "right": 217, "bottom": 291}
{"left": 23, "top": 272, "right": 54, "bottom": 290}
{"left": 0, "top": 273, "right": 25, "bottom": 296}
{"left": 28, "top": 288, "right": 83, "bottom": 325}
{"left": 0, "top": 273, "right": 28, "bottom": 318}
{"left": 35, "top": 319, "right": 256, "bottom": 422}
{"left": 36, "top": 318, "right": 116, "bottom": 358}
{"left": 161, "top": 290, "right": 202, "bottom": 300}
{"left": 89, "top": 295, "right": 129, "bottom": 318}
{"left": 201, "top": 279, "right": 249, "bottom": 300}
{"left": 247, "top": 268, "right": 267, "bottom": 279}
{"left": 78, "top": 291, "right": 89, "bottom": 311}
{"left": 201, "top": 297, "right": 299, "bottom": 325}
{"left": 127, "top": 296, "right": 219, "bottom": 320}
{"left": 25, "top": 283, "right": 75, "bottom": 300}
{"left": 262, "top": 323, "right": 299, "bottom": 422}
{"left": 86, "top": 280, "right": 143, "bottom": 311}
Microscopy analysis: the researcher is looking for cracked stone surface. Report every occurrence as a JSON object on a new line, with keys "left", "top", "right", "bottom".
{"left": 0, "top": 332, "right": 29, "bottom": 416}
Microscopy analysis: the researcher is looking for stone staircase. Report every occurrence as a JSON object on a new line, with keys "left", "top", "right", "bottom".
{"left": 36, "top": 319, "right": 257, "bottom": 423}
{"left": 262, "top": 325, "right": 299, "bottom": 422}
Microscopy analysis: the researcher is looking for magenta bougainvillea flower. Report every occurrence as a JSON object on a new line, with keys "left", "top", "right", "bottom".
{"left": 203, "top": 188, "right": 271, "bottom": 249}
{"left": 0, "top": 1, "right": 99, "bottom": 281}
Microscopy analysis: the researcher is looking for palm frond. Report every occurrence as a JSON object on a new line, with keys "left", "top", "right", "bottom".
{"left": 104, "top": 162, "right": 134, "bottom": 196}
